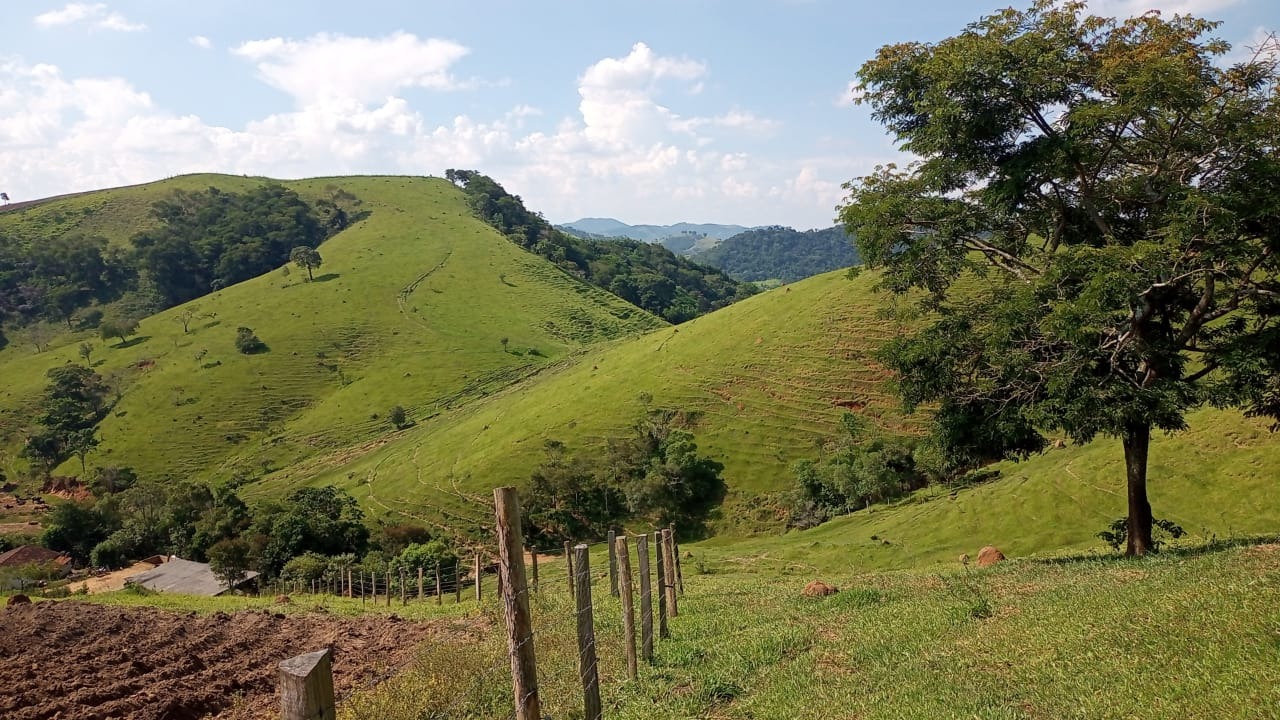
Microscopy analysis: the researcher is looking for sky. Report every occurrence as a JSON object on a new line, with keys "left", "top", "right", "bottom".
{"left": 1, "top": 1, "right": 1276, "bottom": 229}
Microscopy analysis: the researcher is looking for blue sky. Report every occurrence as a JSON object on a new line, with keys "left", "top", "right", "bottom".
{"left": 2, "top": 1, "right": 1276, "bottom": 228}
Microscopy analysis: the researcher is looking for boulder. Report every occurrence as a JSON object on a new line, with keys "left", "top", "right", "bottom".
{"left": 977, "top": 546, "right": 1006, "bottom": 567}
{"left": 7, "top": 594, "right": 31, "bottom": 606}
{"left": 802, "top": 580, "right": 838, "bottom": 598}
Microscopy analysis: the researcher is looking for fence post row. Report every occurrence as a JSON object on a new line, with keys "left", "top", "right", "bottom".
{"left": 661, "top": 528, "right": 679, "bottom": 618}
{"left": 494, "top": 487, "right": 542, "bottom": 720}
{"left": 278, "top": 648, "right": 336, "bottom": 720}
{"left": 636, "top": 533, "right": 654, "bottom": 662}
{"left": 608, "top": 529, "right": 619, "bottom": 597}
{"left": 615, "top": 534, "right": 638, "bottom": 680}
{"left": 574, "top": 544, "right": 603, "bottom": 720}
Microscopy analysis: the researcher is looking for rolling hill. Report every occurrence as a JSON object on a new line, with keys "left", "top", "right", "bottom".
{"left": 0, "top": 175, "right": 664, "bottom": 487}
{"left": 2, "top": 174, "right": 1275, "bottom": 560}
{"left": 690, "top": 225, "right": 862, "bottom": 283}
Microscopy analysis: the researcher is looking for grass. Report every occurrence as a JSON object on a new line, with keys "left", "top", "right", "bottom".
{"left": 0, "top": 174, "right": 663, "bottom": 489}
{"left": 340, "top": 539, "right": 1280, "bottom": 719}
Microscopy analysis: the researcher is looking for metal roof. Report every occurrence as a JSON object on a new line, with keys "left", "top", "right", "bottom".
{"left": 127, "top": 557, "right": 258, "bottom": 596}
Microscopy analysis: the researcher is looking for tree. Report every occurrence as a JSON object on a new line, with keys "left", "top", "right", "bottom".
{"left": 99, "top": 314, "right": 139, "bottom": 346}
{"left": 290, "top": 246, "right": 323, "bottom": 281}
{"left": 234, "top": 326, "right": 267, "bottom": 354}
{"left": 840, "top": 1, "right": 1280, "bottom": 555}
{"left": 388, "top": 405, "right": 408, "bottom": 429}
{"left": 174, "top": 304, "right": 203, "bottom": 333}
{"left": 78, "top": 342, "right": 93, "bottom": 364}
{"left": 207, "top": 537, "right": 254, "bottom": 592}
{"left": 22, "top": 365, "right": 110, "bottom": 471}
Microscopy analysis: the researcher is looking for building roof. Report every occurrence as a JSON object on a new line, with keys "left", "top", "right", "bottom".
{"left": 127, "top": 557, "right": 258, "bottom": 596}
{"left": 0, "top": 545, "right": 69, "bottom": 568}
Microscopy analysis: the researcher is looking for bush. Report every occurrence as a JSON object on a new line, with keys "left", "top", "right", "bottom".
{"left": 1097, "top": 517, "right": 1185, "bottom": 553}
{"left": 234, "top": 327, "right": 267, "bottom": 354}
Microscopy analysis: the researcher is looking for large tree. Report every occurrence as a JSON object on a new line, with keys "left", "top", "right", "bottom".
{"left": 840, "top": 1, "right": 1280, "bottom": 555}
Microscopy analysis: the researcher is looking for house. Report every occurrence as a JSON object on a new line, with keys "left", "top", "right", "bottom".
{"left": 126, "top": 557, "right": 258, "bottom": 596}
{"left": 0, "top": 545, "right": 72, "bottom": 589}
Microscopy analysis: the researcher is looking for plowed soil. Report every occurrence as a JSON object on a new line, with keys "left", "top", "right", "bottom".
{"left": 0, "top": 600, "right": 471, "bottom": 719}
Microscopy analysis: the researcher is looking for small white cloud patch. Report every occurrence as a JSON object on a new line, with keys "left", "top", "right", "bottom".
{"left": 190, "top": 35, "right": 213, "bottom": 50}
{"left": 34, "top": 2, "right": 146, "bottom": 32}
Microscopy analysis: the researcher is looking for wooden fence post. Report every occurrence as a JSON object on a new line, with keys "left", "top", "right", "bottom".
{"left": 278, "top": 649, "right": 335, "bottom": 720}
{"left": 435, "top": 563, "right": 442, "bottom": 606}
{"left": 673, "top": 538, "right": 684, "bottom": 596}
{"left": 661, "top": 528, "right": 679, "bottom": 618}
{"left": 564, "top": 540, "right": 575, "bottom": 599}
{"left": 636, "top": 534, "right": 654, "bottom": 662}
{"left": 531, "top": 548, "right": 539, "bottom": 592}
{"left": 385, "top": 567, "right": 392, "bottom": 608}
{"left": 608, "top": 529, "right": 618, "bottom": 597}
{"left": 615, "top": 534, "right": 638, "bottom": 680}
{"left": 454, "top": 562, "right": 462, "bottom": 603}
{"left": 361, "top": 572, "right": 366, "bottom": 605}
{"left": 400, "top": 567, "right": 407, "bottom": 606}
{"left": 573, "top": 544, "right": 602, "bottom": 720}
{"left": 494, "top": 487, "right": 542, "bottom": 720}
{"left": 418, "top": 566, "right": 424, "bottom": 600}
{"left": 474, "top": 552, "right": 482, "bottom": 601}
{"left": 655, "top": 530, "right": 669, "bottom": 639}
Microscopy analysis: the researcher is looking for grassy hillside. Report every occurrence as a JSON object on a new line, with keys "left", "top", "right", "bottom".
{"left": 256, "top": 268, "right": 924, "bottom": 532}
{"left": 0, "top": 174, "right": 664, "bottom": 485}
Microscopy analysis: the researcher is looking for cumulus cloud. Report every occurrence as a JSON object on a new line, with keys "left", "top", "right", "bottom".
{"left": 34, "top": 3, "right": 146, "bottom": 32}
{"left": 190, "top": 35, "right": 213, "bottom": 50}
{"left": 0, "top": 40, "right": 848, "bottom": 227}
{"left": 232, "top": 32, "right": 470, "bottom": 106}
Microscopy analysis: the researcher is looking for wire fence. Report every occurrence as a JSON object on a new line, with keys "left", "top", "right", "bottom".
{"left": 279, "top": 490, "right": 687, "bottom": 720}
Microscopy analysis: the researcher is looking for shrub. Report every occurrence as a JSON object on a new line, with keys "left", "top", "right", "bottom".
{"left": 234, "top": 327, "right": 267, "bottom": 354}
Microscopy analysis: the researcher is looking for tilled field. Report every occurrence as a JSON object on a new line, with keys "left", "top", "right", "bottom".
{"left": 0, "top": 600, "right": 468, "bottom": 719}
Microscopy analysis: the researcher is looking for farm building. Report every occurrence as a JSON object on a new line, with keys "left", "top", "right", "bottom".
{"left": 0, "top": 545, "right": 72, "bottom": 589}
{"left": 126, "top": 557, "right": 258, "bottom": 596}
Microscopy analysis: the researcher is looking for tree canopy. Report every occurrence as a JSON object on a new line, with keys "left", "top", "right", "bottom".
{"left": 692, "top": 226, "right": 862, "bottom": 283}
{"left": 840, "top": 1, "right": 1280, "bottom": 555}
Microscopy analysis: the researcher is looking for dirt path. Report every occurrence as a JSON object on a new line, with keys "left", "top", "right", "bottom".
{"left": 0, "top": 600, "right": 476, "bottom": 719}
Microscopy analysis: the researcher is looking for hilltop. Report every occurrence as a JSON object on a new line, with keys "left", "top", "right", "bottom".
{"left": 691, "top": 225, "right": 862, "bottom": 283}
{"left": 0, "top": 174, "right": 664, "bottom": 488}
{"left": 557, "top": 217, "right": 753, "bottom": 251}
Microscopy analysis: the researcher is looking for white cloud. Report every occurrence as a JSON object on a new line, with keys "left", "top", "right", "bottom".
{"left": 1088, "top": 0, "right": 1242, "bottom": 17}
{"left": 232, "top": 32, "right": 470, "bottom": 106}
{"left": 190, "top": 35, "right": 213, "bottom": 50}
{"left": 0, "top": 41, "right": 849, "bottom": 228}
{"left": 34, "top": 3, "right": 145, "bottom": 32}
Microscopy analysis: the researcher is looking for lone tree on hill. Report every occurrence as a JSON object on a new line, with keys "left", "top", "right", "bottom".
{"left": 290, "top": 246, "right": 323, "bottom": 281}
{"left": 99, "top": 315, "right": 139, "bottom": 347}
{"left": 841, "top": 1, "right": 1280, "bottom": 556}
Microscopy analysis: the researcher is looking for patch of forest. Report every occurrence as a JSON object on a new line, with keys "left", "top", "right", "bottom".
{"left": 0, "top": 184, "right": 357, "bottom": 346}
{"left": 692, "top": 225, "right": 861, "bottom": 283}
{"left": 447, "top": 170, "right": 756, "bottom": 323}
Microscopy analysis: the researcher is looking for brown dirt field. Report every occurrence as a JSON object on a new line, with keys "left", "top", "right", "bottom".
{"left": 0, "top": 600, "right": 472, "bottom": 720}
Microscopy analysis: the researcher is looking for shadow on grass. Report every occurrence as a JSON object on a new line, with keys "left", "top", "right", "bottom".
{"left": 1032, "top": 534, "right": 1280, "bottom": 566}
{"left": 312, "top": 273, "right": 341, "bottom": 282}
{"left": 112, "top": 335, "right": 150, "bottom": 349}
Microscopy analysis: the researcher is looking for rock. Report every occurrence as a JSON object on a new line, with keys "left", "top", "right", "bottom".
{"left": 274, "top": 595, "right": 291, "bottom": 604}
{"left": 977, "top": 546, "right": 1006, "bottom": 567}
{"left": 7, "top": 594, "right": 31, "bottom": 606}
{"left": 802, "top": 580, "right": 838, "bottom": 598}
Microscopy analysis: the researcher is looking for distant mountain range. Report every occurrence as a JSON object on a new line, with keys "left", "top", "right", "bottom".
{"left": 557, "top": 217, "right": 860, "bottom": 284}
{"left": 557, "top": 218, "right": 754, "bottom": 246}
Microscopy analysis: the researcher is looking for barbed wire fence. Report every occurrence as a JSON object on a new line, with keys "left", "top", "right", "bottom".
{"left": 277, "top": 486, "right": 688, "bottom": 720}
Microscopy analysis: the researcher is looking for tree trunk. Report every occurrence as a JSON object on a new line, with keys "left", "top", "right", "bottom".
{"left": 307, "top": 266, "right": 314, "bottom": 282}
{"left": 1122, "top": 422, "right": 1154, "bottom": 556}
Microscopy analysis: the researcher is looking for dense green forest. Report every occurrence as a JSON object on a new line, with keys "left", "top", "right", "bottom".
{"left": 692, "top": 225, "right": 861, "bottom": 283}
{"left": 0, "top": 184, "right": 352, "bottom": 341}
{"left": 447, "top": 169, "right": 756, "bottom": 322}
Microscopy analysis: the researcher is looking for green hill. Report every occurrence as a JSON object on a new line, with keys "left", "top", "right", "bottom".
{"left": 2, "top": 175, "right": 1274, "bottom": 561}
{"left": 0, "top": 174, "right": 664, "bottom": 486}
{"left": 691, "top": 225, "right": 861, "bottom": 283}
